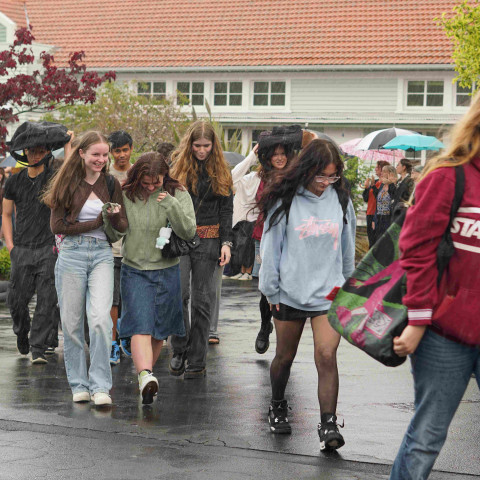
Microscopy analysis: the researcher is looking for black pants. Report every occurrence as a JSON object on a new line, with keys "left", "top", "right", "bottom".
{"left": 366, "top": 214, "right": 376, "bottom": 248}
{"left": 171, "top": 238, "right": 219, "bottom": 371}
{"left": 8, "top": 245, "right": 59, "bottom": 353}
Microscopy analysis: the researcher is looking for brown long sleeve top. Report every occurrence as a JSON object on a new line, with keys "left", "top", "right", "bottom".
{"left": 50, "top": 173, "right": 128, "bottom": 236}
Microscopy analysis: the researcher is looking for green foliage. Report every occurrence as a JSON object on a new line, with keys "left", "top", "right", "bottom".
{"left": 437, "top": 1, "right": 480, "bottom": 90}
{"left": 343, "top": 155, "right": 374, "bottom": 215}
{"left": 0, "top": 247, "right": 11, "bottom": 280}
{"left": 44, "top": 82, "right": 190, "bottom": 159}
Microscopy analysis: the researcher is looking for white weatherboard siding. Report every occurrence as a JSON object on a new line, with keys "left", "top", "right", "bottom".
{"left": 291, "top": 77, "right": 398, "bottom": 113}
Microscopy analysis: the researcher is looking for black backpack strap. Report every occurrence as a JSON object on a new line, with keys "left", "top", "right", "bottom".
{"left": 105, "top": 173, "right": 115, "bottom": 201}
{"left": 336, "top": 188, "right": 349, "bottom": 224}
{"left": 436, "top": 165, "right": 465, "bottom": 285}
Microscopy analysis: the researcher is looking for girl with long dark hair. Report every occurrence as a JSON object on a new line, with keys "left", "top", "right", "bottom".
{"left": 44, "top": 131, "right": 127, "bottom": 406}
{"left": 168, "top": 121, "right": 233, "bottom": 379}
{"left": 104, "top": 152, "right": 196, "bottom": 404}
{"left": 259, "top": 138, "right": 355, "bottom": 451}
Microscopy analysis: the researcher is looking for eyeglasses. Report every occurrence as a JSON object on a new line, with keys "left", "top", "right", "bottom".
{"left": 314, "top": 175, "right": 340, "bottom": 184}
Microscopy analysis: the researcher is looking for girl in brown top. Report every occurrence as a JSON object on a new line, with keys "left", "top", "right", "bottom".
{"left": 44, "top": 131, "right": 127, "bottom": 406}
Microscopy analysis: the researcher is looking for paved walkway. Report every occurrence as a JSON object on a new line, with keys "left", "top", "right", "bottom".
{"left": 0, "top": 279, "right": 478, "bottom": 479}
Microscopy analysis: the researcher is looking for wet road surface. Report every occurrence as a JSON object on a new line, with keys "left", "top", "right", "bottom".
{"left": 0, "top": 280, "right": 478, "bottom": 479}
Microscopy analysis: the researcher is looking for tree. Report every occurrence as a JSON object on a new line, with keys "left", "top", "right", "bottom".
{"left": 437, "top": 0, "right": 480, "bottom": 90}
{"left": 0, "top": 26, "right": 115, "bottom": 153}
{"left": 46, "top": 81, "right": 190, "bottom": 157}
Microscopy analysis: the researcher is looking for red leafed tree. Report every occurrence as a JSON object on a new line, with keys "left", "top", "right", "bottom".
{"left": 0, "top": 26, "right": 116, "bottom": 153}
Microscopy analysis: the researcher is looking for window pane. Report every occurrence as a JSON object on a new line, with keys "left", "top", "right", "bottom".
{"left": 456, "top": 94, "right": 471, "bottom": 107}
{"left": 457, "top": 85, "right": 472, "bottom": 95}
{"left": 252, "top": 129, "right": 263, "bottom": 146}
{"left": 177, "top": 82, "right": 190, "bottom": 94}
{"left": 407, "top": 81, "right": 425, "bottom": 93}
{"left": 214, "top": 82, "right": 227, "bottom": 94}
{"left": 192, "top": 94, "right": 204, "bottom": 106}
{"left": 271, "top": 82, "right": 286, "bottom": 93}
{"left": 227, "top": 129, "right": 240, "bottom": 141}
{"left": 407, "top": 94, "right": 424, "bottom": 107}
{"left": 153, "top": 82, "right": 166, "bottom": 94}
{"left": 254, "top": 82, "right": 268, "bottom": 93}
{"left": 192, "top": 82, "right": 204, "bottom": 94}
{"left": 230, "top": 82, "right": 242, "bottom": 94}
{"left": 137, "top": 82, "right": 151, "bottom": 95}
{"left": 214, "top": 94, "right": 227, "bottom": 106}
{"left": 271, "top": 94, "right": 285, "bottom": 106}
{"left": 427, "top": 81, "right": 444, "bottom": 94}
{"left": 426, "top": 94, "right": 443, "bottom": 107}
{"left": 253, "top": 94, "right": 268, "bottom": 106}
{"left": 229, "top": 94, "right": 242, "bottom": 106}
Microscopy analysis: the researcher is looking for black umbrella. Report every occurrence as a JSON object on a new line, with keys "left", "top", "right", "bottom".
{"left": 223, "top": 151, "right": 245, "bottom": 167}
{"left": 356, "top": 128, "right": 418, "bottom": 150}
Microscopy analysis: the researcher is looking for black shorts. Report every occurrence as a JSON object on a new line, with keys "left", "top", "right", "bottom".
{"left": 272, "top": 303, "right": 328, "bottom": 321}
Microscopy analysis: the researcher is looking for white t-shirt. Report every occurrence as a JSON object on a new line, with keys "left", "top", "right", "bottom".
{"left": 77, "top": 198, "right": 107, "bottom": 241}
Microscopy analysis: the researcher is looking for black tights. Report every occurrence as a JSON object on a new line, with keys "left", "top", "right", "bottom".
{"left": 259, "top": 294, "right": 272, "bottom": 327}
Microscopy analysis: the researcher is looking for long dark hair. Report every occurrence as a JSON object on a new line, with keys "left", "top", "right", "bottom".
{"left": 258, "top": 139, "right": 347, "bottom": 230}
{"left": 257, "top": 142, "right": 296, "bottom": 180}
{"left": 123, "top": 152, "right": 184, "bottom": 201}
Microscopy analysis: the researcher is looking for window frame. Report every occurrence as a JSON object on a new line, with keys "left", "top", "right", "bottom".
{"left": 455, "top": 82, "right": 476, "bottom": 108}
{"left": 213, "top": 81, "right": 243, "bottom": 108}
{"left": 405, "top": 80, "right": 444, "bottom": 109}
{"left": 137, "top": 81, "right": 167, "bottom": 100}
{"left": 251, "top": 80, "right": 288, "bottom": 109}
{"left": 176, "top": 81, "right": 205, "bottom": 106}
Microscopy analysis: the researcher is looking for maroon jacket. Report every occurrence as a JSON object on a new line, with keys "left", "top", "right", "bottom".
{"left": 399, "top": 157, "right": 480, "bottom": 346}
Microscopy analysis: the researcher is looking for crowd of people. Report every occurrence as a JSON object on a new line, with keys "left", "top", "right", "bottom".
{"left": 2, "top": 90, "right": 480, "bottom": 478}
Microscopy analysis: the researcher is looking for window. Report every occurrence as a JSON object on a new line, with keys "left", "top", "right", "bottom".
{"left": 213, "top": 82, "right": 242, "bottom": 106}
{"left": 176, "top": 82, "right": 204, "bottom": 106}
{"left": 227, "top": 129, "right": 241, "bottom": 142}
{"left": 253, "top": 81, "right": 286, "bottom": 107}
{"left": 406, "top": 81, "right": 444, "bottom": 107}
{"left": 137, "top": 82, "right": 166, "bottom": 99}
{"left": 456, "top": 83, "right": 476, "bottom": 107}
{"left": 251, "top": 129, "right": 264, "bottom": 147}
{"left": 0, "top": 24, "right": 6, "bottom": 43}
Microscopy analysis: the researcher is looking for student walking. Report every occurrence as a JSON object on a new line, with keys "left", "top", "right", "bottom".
{"left": 104, "top": 152, "right": 196, "bottom": 403}
{"left": 372, "top": 164, "right": 397, "bottom": 242}
{"left": 107, "top": 130, "right": 134, "bottom": 364}
{"left": 390, "top": 93, "right": 480, "bottom": 479}
{"left": 168, "top": 120, "right": 233, "bottom": 379}
{"left": 3, "top": 121, "right": 70, "bottom": 364}
{"left": 259, "top": 139, "right": 355, "bottom": 450}
{"left": 44, "top": 131, "right": 127, "bottom": 405}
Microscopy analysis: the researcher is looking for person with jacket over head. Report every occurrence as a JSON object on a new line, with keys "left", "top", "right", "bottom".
{"left": 168, "top": 120, "right": 233, "bottom": 379}
{"left": 259, "top": 138, "right": 356, "bottom": 451}
{"left": 44, "top": 131, "right": 127, "bottom": 406}
{"left": 3, "top": 121, "right": 71, "bottom": 364}
{"left": 390, "top": 92, "right": 480, "bottom": 479}
{"left": 362, "top": 160, "right": 389, "bottom": 248}
{"left": 104, "top": 152, "right": 196, "bottom": 404}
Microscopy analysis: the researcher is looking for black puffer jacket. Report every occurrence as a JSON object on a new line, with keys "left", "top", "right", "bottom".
{"left": 188, "top": 161, "right": 233, "bottom": 244}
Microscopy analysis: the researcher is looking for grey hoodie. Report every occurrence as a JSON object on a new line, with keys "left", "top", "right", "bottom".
{"left": 259, "top": 185, "right": 356, "bottom": 311}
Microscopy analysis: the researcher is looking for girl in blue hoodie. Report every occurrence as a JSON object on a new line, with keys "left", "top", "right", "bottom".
{"left": 258, "top": 139, "right": 356, "bottom": 451}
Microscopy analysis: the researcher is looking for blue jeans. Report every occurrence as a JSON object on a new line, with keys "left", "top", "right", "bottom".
{"left": 55, "top": 235, "right": 113, "bottom": 395}
{"left": 390, "top": 329, "right": 480, "bottom": 480}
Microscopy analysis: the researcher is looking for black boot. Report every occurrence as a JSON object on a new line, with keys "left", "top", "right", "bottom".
{"left": 255, "top": 321, "right": 273, "bottom": 354}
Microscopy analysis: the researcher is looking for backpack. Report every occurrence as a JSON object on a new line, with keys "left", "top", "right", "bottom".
{"left": 327, "top": 166, "right": 465, "bottom": 367}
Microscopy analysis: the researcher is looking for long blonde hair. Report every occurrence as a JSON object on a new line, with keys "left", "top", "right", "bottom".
{"left": 170, "top": 120, "right": 232, "bottom": 196}
{"left": 43, "top": 131, "right": 109, "bottom": 210}
{"left": 422, "top": 91, "right": 480, "bottom": 179}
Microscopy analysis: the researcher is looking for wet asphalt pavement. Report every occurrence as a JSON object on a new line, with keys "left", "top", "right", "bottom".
{"left": 0, "top": 278, "right": 478, "bottom": 480}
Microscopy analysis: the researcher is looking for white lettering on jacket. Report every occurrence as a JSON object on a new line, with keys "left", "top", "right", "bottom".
{"left": 451, "top": 217, "right": 480, "bottom": 239}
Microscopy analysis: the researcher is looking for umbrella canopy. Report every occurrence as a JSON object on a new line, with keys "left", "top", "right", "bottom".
{"left": 340, "top": 138, "right": 404, "bottom": 164}
{"left": 223, "top": 151, "right": 245, "bottom": 167}
{"left": 382, "top": 134, "right": 445, "bottom": 151}
{"left": 356, "top": 128, "right": 418, "bottom": 150}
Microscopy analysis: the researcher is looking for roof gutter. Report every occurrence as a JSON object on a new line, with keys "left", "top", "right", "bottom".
{"left": 90, "top": 64, "right": 455, "bottom": 73}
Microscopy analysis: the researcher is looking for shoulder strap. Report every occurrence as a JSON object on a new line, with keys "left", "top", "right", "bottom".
{"left": 105, "top": 174, "right": 115, "bottom": 201}
{"left": 451, "top": 165, "right": 465, "bottom": 220}
{"left": 336, "top": 188, "right": 349, "bottom": 224}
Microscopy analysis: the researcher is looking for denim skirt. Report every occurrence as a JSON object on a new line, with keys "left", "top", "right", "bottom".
{"left": 120, "top": 263, "right": 185, "bottom": 340}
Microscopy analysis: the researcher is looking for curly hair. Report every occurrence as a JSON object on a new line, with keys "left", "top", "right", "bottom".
{"left": 258, "top": 139, "right": 347, "bottom": 230}
{"left": 123, "top": 152, "right": 184, "bottom": 202}
{"left": 170, "top": 120, "right": 232, "bottom": 196}
{"left": 43, "top": 131, "right": 109, "bottom": 210}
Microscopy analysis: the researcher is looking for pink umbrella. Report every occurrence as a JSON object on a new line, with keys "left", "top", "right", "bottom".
{"left": 340, "top": 138, "right": 404, "bottom": 164}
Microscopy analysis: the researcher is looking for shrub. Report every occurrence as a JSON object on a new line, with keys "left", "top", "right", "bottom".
{"left": 0, "top": 247, "right": 11, "bottom": 280}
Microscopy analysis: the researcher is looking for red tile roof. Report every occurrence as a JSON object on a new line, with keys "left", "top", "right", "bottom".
{"left": 0, "top": 0, "right": 458, "bottom": 68}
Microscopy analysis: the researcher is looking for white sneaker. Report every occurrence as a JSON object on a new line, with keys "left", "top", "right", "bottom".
{"left": 238, "top": 273, "right": 252, "bottom": 281}
{"left": 229, "top": 272, "right": 244, "bottom": 280}
{"left": 138, "top": 371, "right": 159, "bottom": 405}
{"left": 72, "top": 391, "right": 90, "bottom": 403}
{"left": 92, "top": 392, "right": 112, "bottom": 406}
